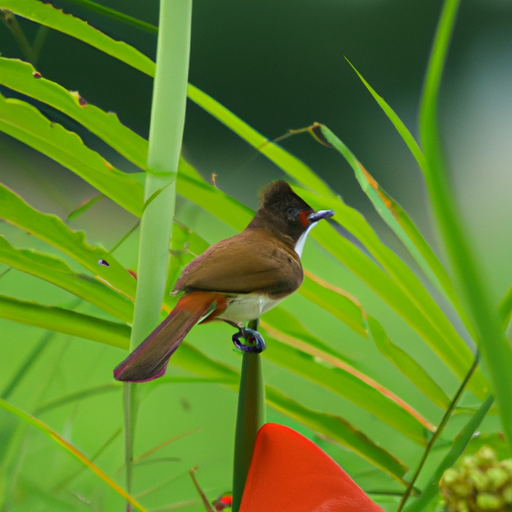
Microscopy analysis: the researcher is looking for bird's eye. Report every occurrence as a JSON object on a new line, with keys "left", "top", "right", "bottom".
{"left": 286, "top": 208, "right": 299, "bottom": 221}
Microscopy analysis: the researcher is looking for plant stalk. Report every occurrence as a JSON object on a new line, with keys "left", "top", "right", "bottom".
{"left": 123, "top": 0, "right": 192, "bottom": 508}
{"left": 232, "top": 319, "right": 266, "bottom": 512}
{"left": 419, "top": 0, "right": 512, "bottom": 450}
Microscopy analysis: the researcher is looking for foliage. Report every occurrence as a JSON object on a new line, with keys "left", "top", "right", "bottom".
{"left": 0, "top": 0, "right": 509, "bottom": 511}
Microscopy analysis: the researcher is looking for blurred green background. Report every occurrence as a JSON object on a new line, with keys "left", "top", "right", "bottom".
{"left": 1, "top": 0, "right": 512, "bottom": 510}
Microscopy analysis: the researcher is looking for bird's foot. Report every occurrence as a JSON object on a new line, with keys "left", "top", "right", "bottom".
{"left": 232, "top": 327, "right": 266, "bottom": 353}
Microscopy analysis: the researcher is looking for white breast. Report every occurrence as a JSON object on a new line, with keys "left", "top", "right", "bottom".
{"left": 218, "top": 294, "right": 282, "bottom": 325}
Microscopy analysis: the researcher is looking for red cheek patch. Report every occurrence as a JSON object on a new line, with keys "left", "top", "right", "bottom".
{"left": 298, "top": 210, "right": 311, "bottom": 227}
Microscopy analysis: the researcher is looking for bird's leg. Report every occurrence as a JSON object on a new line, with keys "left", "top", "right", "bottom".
{"left": 231, "top": 319, "right": 266, "bottom": 353}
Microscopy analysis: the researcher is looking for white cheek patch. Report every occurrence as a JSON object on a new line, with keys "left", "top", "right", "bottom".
{"left": 294, "top": 223, "right": 316, "bottom": 257}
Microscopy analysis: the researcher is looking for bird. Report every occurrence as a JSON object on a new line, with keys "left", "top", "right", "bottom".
{"left": 114, "top": 180, "right": 334, "bottom": 382}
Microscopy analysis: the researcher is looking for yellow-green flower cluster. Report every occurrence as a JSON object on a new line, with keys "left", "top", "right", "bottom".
{"left": 440, "top": 446, "right": 512, "bottom": 511}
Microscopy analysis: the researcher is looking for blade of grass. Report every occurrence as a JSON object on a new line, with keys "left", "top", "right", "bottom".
{"left": 0, "top": 92, "right": 144, "bottom": 216}
{"left": 397, "top": 354, "right": 480, "bottom": 511}
{"left": 0, "top": 398, "right": 148, "bottom": 512}
{"left": 301, "top": 272, "right": 451, "bottom": 410}
{"left": 345, "top": 58, "right": 427, "bottom": 175}
{"left": 498, "top": 283, "right": 512, "bottom": 330}
{"left": 0, "top": 183, "right": 137, "bottom": 300}
{"left": 0, "top": 57, "right": 148, "bottom": 169}
{"left": 53, "top": 427, "right": 123, "bottom": 493}
{"left": 0, "top": 294, "right": 130, "bottom": 348}
{"left": 0, "top": 0, "right": 155, "bottom": 76}
{"left": 35, "top": 383, "right": 120, "bottom": 415}
{"left": 67, "top": 194, "right": 104, "bottom": 221}
{"left": 0, "top": 235, "right": 134, "bottom": 323}
{"left": 419, "top": 0, "right": 512, "bottom": 449}
{"left": 61, "top": 0, "right": 157, "bottom": 33}
{"left": 319, "top": 124, "right": 463, "bottom": 317}
{"left": 134, "top": 429, "right": 200, "bottom": 464}
{"left": 1, "top": 331, "right": 53, "bottom": 400}
{"left": 260, "top": 329, "right": 433, "bottom": 443}
{"left": 310, "top": 220, "right": 487, "bottom": 398}
{"left": 171, "top": 343, "right": 408, "bottom": 481}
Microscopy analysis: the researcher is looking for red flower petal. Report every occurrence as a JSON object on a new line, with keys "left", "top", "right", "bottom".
{"left": 239, "top": 423, "right": 384, "bottom": 512}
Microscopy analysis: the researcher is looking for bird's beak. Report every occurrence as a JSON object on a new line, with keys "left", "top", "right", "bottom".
{"left": 307, "top": 209, "right": 335, "bottom": 223}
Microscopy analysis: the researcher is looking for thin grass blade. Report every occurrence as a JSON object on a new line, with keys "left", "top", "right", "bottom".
{"left": 345, "top": 58, "right": 427, "bottom": 175}
{"left": 0, "top": 0, "right": 155, "bottom": 76}
{"left": 171, "top": 344, "right": 407, "bottom": 481}
{"left": 0, "top": 93, "right": 144, "bottom": 216}
{"left": 0, "top": 57, "right": 148, "bottom": 169}
{"left": 0, "top": 294, "right": 130, "bottom": 348}
{"left": 0, "top": 183, "right": 137, "bottom": 299}
{"left": 67, "top": 194, "right": 104, "bottom": 221}
{"left": 403, "top": 394, "right": 494, "bottom": 512}
{"left": 320, "top": 124, "right": 461, "bottom": 315}
{"left": 35, "top": 383, "right": 120, "bottom": 415}
{"left": 265, "top": 386, "right": 408, "bottom": 482}
{"left": 310, "top": 221, "right": 487, "bottom": 398}
{"left": 0, "top": 235, "right": 134, "bottom": 323}
{"left": 498, "top": 283, "right": 512, "bottom": 330}
{"left": 301, "top": 273, "right": 451, "bottom": 410}
{"left": 260, "top": 328, "right": 433, "bottom": 443}
{"left": 59, "top": 0, "right": 157, "bottom": 33}
{"left": 419, "top": 0, "right": 512, "bottom": 449}
{"left": 0, "top": 398, "right": 148, "bottom": 512}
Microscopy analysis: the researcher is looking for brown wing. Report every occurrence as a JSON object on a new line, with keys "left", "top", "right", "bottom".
{"left": 173, "top": 229, "right": 303, "bottom": 298}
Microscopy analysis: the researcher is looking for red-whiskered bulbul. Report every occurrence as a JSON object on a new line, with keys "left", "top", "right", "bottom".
{"left": 114, "top": 180, "right": 334, "bottom": 382}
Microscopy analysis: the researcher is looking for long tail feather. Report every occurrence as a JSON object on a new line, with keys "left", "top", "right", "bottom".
{"left": 114, "top": 292, "right": 226, "bottom": 382}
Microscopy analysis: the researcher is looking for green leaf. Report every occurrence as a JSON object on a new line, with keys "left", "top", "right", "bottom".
{"left": 320, "top": 124, "right": 462, "bottom": 317}
{"left": 67, "top": 194, "right": 104, "bottom": 221}
{"left": 0, "top": 294, "right": 130, "bottom": 348}
{"left": 498, "top": 282, "right": 512, "bottom": 330}
{"left": 58, "top": 0, "right": 157, "bottom": 34}
{"left": 0, "top": 183, "right": 137, "bottom": 300}
{"left": 299, "top": 196, "right": 488, "bottom": 399}
{"left": 0, "top": 0, "right": 155, "bottom": 76}
{"left": 171, "top": 344, "right": 407, "bottom": 480}
{"left": 0, "top": 235, "right": 134, "bottom": 323}
{"left": 0, "top": 57, "right": 148, "bottom": 168}
{"left": 300, "top": 273, "right": 451, "bottom": 410}
{"left": 260, "top": 332, "right": 432, "bottom": 444}
{"left": 265, "top": 386, "right": 408, "bottom": 482}
{"left": 0, "top": 397, "right": 148, "bottom": 512}
{"left": 345, "top": 58, "right": 428, "bottom": 175}
{"left": 0, "top": 93, "right": 144, "bottom": 216}
{"left": 419, "top": 0, "right": 512, "bottom": 450}
{"left": 403, "top": 394, "right": 494, "bottom": 512}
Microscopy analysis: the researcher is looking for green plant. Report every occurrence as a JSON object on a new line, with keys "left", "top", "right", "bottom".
{"left": 0, "top": 0, "right": 510, "bottom": 511}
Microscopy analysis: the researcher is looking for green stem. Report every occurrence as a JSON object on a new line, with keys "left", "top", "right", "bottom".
{"left": 232, "top": 319, "right": 266, "bottom": 512}
{"left": 419, "top": 0, "right": 512, "bottom": 451}
{"left": 61, "top": 0, "right": 157, "bottom": 33}
{"left": 0, "top": 9, "right": 37, "bottom": 64}
{"left": 404, "top": 394, "right": 495, "bottom": 512}
{"left": 122, "top": 0, "right": 192, "bottom": 508}
{"left": 397, "top": 353, "right": 480, "bottom": 511}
